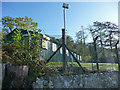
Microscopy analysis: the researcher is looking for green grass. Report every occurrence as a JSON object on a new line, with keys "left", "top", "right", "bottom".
{"left": 46, "top": 61, "right": 118, "bottom": 71}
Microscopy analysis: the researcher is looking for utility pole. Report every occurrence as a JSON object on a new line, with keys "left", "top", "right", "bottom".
{"left": 46, "top": 3, "right": 85, "bottom": 73}
{"left": 62, "top": 29, "right": 67, "bottom": 71}
{"left": 62, "top": 3, "right": 69, "bottom": 72}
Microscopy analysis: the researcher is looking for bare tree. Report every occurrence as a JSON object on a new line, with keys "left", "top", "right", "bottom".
{"left": 89, "top": 25, "right": 99, "bottom": 71}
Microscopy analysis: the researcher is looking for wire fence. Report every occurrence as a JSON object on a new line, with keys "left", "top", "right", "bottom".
{"left": 41, "top": 31, "right": 119, "bottom": 73}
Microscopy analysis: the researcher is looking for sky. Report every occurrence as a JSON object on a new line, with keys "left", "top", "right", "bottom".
{"left": 2, "top": 2, "right": 118, "bottom": 42}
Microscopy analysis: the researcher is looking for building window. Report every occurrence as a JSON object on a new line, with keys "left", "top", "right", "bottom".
{"left": 52, "top": 43, "right": 57, "bottom": 52}
{"left": 77, "top": 55, "right": 79, "bottom": 60}
{"left": 74, "top": 53, "right": 76, "bottom": 57}
{"left": 60, "top": 47, "right": 62, "bottom": 54}
{"left": 80, "top": 56, "right": 82, "bottom": 61}
{"left": 66, "top": 49, "right": 69, "bottom": 56}
{"left": 42, "top": 40, "right": 48, "bottom": 49}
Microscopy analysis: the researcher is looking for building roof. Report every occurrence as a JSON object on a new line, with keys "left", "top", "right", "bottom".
{"left": 4, "top": 28, "right": 43, "bottom": 45}
{"left": 44, "top": 34, "right": 61, "bottom": 45}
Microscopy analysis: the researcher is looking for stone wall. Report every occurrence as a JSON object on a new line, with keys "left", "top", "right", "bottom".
{"left": 0, "top": 64, "right": 2, "bottom": 90}
{"left": 2, "top": 64, "right": 29, "bottom": 88}
{"left": 2, "top": 64, "right": 6, "bottom": 80}
{"left": 32, "top": 72, "right": 118, "bottom": 88}
{"left": 0, "top": 64, "right": 6, "bottom": 89}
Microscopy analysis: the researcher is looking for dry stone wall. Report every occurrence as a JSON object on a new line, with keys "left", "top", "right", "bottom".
{"left": 2, "top": 64, "right": 29, "bottom": 88}
{"left": 32, "top": 72, "right": 118, "bottom": 88}
{"left": 2, "top": 64, "right": 6, "bottom": 80}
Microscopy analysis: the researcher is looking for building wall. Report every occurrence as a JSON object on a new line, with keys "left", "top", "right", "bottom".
{"left": 41, "top": 35, "right": 82, "bottom": 62}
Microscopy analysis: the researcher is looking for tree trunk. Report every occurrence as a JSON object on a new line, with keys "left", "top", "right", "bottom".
{"left": 100, "top": 39, "right": 106, "bottom": 62}
{"left": 94, "top": 40, "right": 99, "bottom": 72}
